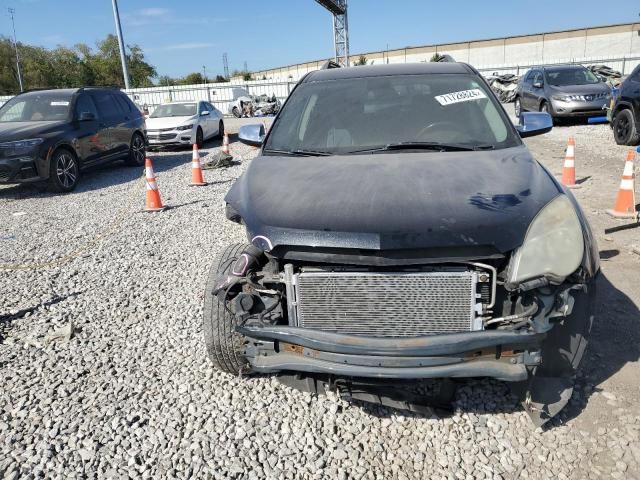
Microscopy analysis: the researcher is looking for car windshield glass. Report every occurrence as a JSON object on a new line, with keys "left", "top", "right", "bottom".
{"left": 546, "top": 68, "right": 600, "bottom": 86}
{"left": 0, "top": 92, "right": 73, "bottom": 122}
{"left": 150, "top": 103, "right": 197, "bottom": 117}
{"left": 264, "top": 74, "right": 519, "bottom": 155}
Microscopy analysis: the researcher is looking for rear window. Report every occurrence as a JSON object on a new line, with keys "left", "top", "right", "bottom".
{"left": 265, "top": 74, "right": 519, "bottom": 154}
{"left": 92, "top": 92, "right": 121, "bottom": 119}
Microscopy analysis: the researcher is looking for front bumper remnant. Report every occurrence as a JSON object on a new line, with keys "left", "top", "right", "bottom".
{"left": 238, "top": 326, "right": 545, "bottom": 382}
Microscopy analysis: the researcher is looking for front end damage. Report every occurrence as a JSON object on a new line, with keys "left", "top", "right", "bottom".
{"left": 212, "top": 243, "right": 596, "bottom": 426}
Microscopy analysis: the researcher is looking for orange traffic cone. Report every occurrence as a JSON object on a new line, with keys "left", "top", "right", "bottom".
{"left": 143, "top": 158, "right": 165, "bottom": 212}
{"left": 561, "top": 136, "right": 579, "bottom": 188}
{"left": 607, "top": 150, "right": 637, "bottom": 218}
{"left": 222, "top": 131, "right": 230, "bottom": 155}
{"left": 190, "top": 144, "right": 207, "bottom": 186}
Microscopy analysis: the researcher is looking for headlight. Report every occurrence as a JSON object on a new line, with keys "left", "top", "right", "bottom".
{"left": 0, "top": 138, "right": 43, "bottom": 156}
{"left": 176, "top": 124, "right": 193, "bottom": 131}
{"left": 551, "top": 95, "right": 571, "bottom": 102}
{"left": 506, "top": 195, "right": 584, "bottom": 286}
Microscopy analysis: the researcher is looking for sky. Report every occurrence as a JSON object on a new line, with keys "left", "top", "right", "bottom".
{"left": 0, "top": 0, "right": 638, "bottom": 79}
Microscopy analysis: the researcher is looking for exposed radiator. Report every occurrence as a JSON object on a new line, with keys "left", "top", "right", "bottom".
{"left": 286, "top": 268, "right": 483, "bottom": 337}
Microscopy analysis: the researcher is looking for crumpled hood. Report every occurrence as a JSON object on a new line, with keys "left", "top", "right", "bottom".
{"left": 0, "top": 121, "right": 66, "bottom": 142}
{"left": 146, "top": 116, "right": 194, "bottom": 130}
{"left": 225, "top": 145, "right": 562, "bottom": 253}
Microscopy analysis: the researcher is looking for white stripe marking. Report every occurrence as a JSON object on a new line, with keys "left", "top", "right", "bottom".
{"left": 620, "top": 179, "right": 634, "bottom": 190}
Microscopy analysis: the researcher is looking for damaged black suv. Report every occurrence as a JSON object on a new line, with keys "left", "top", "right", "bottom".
{"left": 204, "top": 62, "right": 598, "bottom": 426}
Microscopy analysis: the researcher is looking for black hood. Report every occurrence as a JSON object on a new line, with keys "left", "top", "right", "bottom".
{"left": 0, "top": 121, "right": 66, "bottom": 142}
{"left": 225, "top": 146, "right": 562, "bottom": 254}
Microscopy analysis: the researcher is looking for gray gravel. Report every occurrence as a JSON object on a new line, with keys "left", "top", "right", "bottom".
{"left": 1, "top": 123, "right": 639, "bottom": 479}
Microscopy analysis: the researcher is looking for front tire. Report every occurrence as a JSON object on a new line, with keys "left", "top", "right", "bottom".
{"left": 217, "top": 120, "right": 224, "bottom": 139}
{"left": 514, "top": 97, "right": 522, "bottom": 118}
{"left": 232, "top": 106, "right": 241, "bottom": 118}
{"left": 613, "top": 109, "right": 640, "bottom": 146}
{"left": 125, "top": 132, "right": 146, "bottom": 166}
{"left": 195, "top": 127, "right": 204, "bottom": 148}
{"left": 203, "top": 243, "right": 252, "bottom": 375}
{"left": 48, "top": 148, "right": 79, "bottom": 193}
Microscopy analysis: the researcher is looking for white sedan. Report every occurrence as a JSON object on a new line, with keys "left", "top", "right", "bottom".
{"left": 145, "top": 101, "right": 224, "bottom": 148}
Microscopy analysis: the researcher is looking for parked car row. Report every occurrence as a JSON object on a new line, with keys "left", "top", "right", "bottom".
{"left": 0, "top": 89, "right": 225, "bottom": 192}
{"left": 514, "top": 63, "right": 640, "bottom": 146}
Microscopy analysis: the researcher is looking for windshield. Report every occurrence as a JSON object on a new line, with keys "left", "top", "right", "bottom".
{"left": 545, "top": 68, "right": 600, "bottom": 86}
{"left": 0, "top": 92, "right": 73, "bottom": 122}
{"left": 150, "top": 103, "right": 197, "bottom": 118}
{"left": 264, "top": 74, "right": 519, "bottom": 154}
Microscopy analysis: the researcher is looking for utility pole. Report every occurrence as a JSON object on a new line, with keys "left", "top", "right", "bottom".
{"left": 202, "top": 65, "right": 207, "bottom": 83}
{"left": 111, "top": 0, "right": 130, "bottom": 89}
{"left": 8, "top": 8, "right": 23, "bottom": 92}
{"left": 222, "top": 53, "right": 229, "bottom": 79}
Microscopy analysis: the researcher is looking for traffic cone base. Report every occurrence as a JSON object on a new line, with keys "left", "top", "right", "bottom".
{"left": 143, "top": 158, "right": 166, "bottom": 212}
{"left": 606, "top": 150, "right": 637, "bottom": 218}
{"left": 190, "top": 144, "right": 207, "bottom": 186}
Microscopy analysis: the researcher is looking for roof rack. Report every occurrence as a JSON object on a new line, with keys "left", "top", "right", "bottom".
{"left": 321, "top": 60, "right": 342, "bottom": 70}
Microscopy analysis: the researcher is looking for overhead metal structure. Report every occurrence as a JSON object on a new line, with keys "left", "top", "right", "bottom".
{"left": 315, "top": 0, "right": 350, "bottom": 67}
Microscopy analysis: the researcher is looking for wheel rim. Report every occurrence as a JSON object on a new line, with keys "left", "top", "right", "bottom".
{"left": 541, "top": 104, "right": 548, "bottom": 113}
{"left": 56, "top": 153, "right": 76, "bottom": 188}
{"left": 132, "top": 135, "right": 145, "bottom": 164}
{"left": 616, "top": 116, "right": 630, "bottom": 141}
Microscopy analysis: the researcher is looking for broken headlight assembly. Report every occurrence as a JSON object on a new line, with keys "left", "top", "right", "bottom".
{"left": 506, "top": 195, "right": 584, "bottom": 288}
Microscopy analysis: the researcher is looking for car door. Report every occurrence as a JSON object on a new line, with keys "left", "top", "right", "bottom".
{"left": 90, "top": 90, "right": 122, "bottom": 160}
{"left": 529, "top": 71, "right": 545, "bottom": 110}
{"left": 205, "top": 102, "right": 220, "bottom": 136}
{"left": 198, "top": 101, "right": 212, "bottom": 139}
{"left": 112, "top": 93, "right": 136, "bottom": 154}
{"left": 73, "top": 93, "right": 107, "bottom": 166}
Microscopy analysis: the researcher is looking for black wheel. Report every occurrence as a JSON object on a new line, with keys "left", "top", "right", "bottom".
{"left": 48, "top": 148, "right": 79, "bottom": 193}
{"left": 232, "top": 106, "right": 241, "bottom": 118}
{"left": 125, "top": 132, "right": 145, "bottom": 166}
{"left": 217, "top": 120, "right": 224, "bottom": 139}
{"left": 203, "top": 243, "right": 252, "bottom": 375}
{"left": 196, "top": 127, "right": 204, "bottom": 148}
{"left": 514, "top": 97, "right": 522, "bottom": 118}
{"left": 613, "top": 109, "right": 640, "bottom": 146}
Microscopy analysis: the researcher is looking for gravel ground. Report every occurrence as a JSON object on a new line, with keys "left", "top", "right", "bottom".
{"left": 1, "top": 115, "right": 639, "bottom": 480}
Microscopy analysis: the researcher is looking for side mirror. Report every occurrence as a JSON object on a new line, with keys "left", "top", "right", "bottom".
{"left": 200, "top": 110, "right": 210, "bottom": 116}
{"left": 516, "top": 112, "right": 553, "bottom": 138}
{"left": 78, "top": 111, "right": 96, "bottom": 121}
{"left": 532, "top": 81, "right": 543, "bottom": 89}
{"left": 238, "top": 124, "right": 265, "bottom": 147}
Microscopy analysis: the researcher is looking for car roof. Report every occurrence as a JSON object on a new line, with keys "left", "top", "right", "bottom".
{"left": 302, "top": 62, "right": 476, "bottom": 83}
{"left": 541, "top": 64, "right": 586, "bottom": 71}
{"left": 162, "top": 101, "right": 202, "bottom": 105}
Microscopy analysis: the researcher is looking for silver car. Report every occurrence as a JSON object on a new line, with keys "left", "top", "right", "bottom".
{"left": 515, "top": 65, "right": 610, "bottom": 122}
{"left": 146, "top": 101, "right": 224, "bottom": 148}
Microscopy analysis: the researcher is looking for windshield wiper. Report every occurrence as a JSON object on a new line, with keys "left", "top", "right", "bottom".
{"left": 263, "top": 148, "right": 332, "bottom": 157}
{"left": 347, "top": 142, "right": 482, "bottom": 154}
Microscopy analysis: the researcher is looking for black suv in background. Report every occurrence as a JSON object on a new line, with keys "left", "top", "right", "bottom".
{"left": 610, "top": 64, "right": 640, "bottom": 145}
{"left": 0, "top": 87, "right": 146, "bottom": 192}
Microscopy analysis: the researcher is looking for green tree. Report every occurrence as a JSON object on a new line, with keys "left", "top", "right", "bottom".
{"left": 214, "top": 74, "right": 228, "bottom": 83}
{"left": 430, "top": 53, "right": 445, "bottom": 62}
{"left": 181, "top": 72, "right": 206, "bottom": 84}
